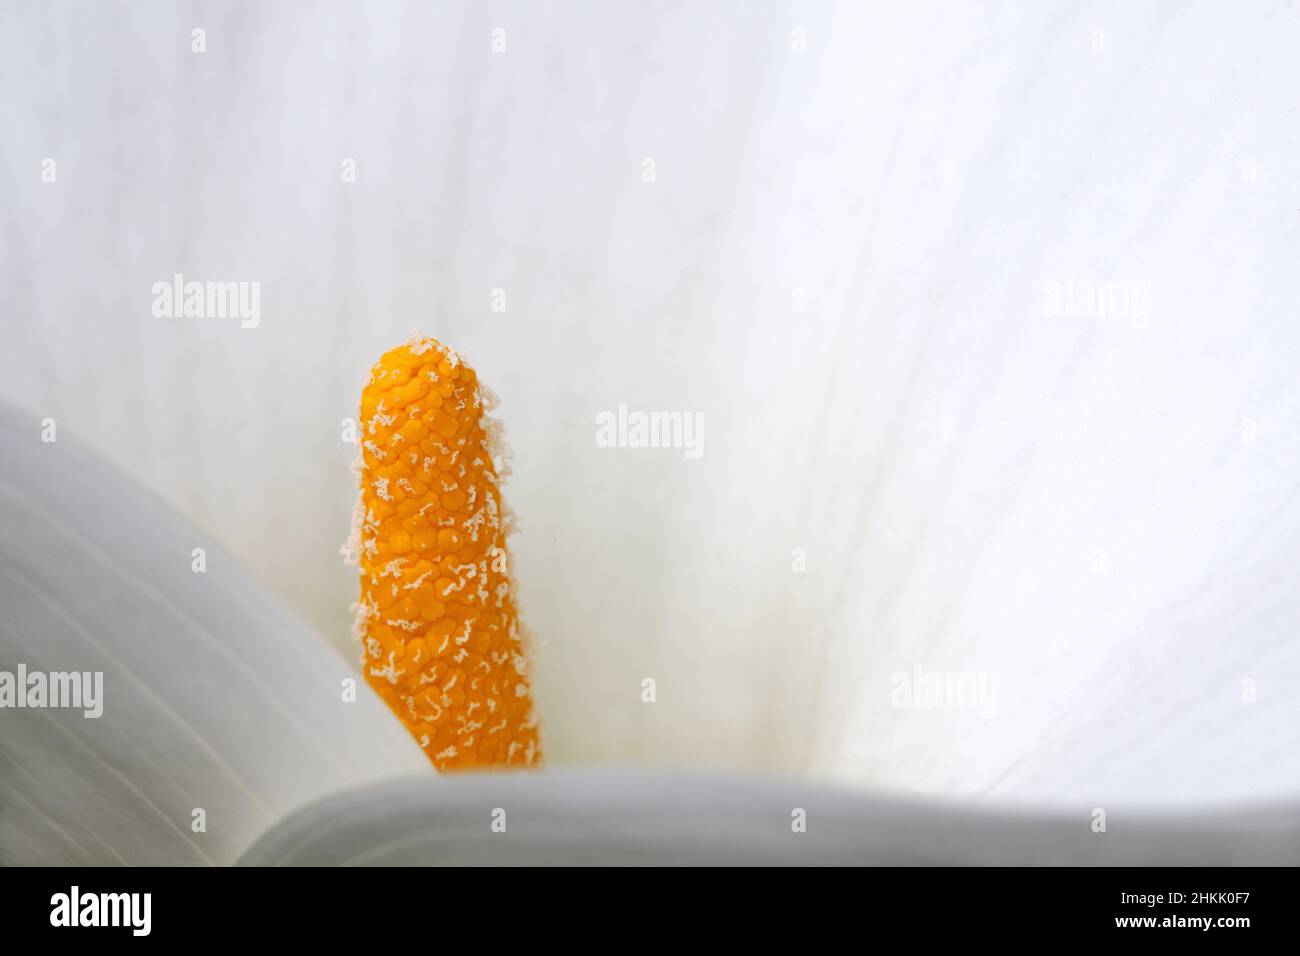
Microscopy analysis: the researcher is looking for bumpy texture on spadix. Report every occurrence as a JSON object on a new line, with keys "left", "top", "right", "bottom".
{"left": 344, "top": 332, "right": 540, "bottom": 770}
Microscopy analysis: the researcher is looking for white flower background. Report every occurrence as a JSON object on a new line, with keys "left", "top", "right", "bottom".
{"left": 3, "top": 0, "right": 1299, "bottom": 817}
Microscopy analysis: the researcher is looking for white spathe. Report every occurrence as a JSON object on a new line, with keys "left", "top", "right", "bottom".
{"left": 0, "top": 403, "right": 429, "bottom": 865}
{"left": 1, "top": 1, "right": 1297, "bottom": 808}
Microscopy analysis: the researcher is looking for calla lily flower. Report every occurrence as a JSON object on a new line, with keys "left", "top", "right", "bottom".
{"left": 2, "top": 1, "right": 1299, "bottom": 866}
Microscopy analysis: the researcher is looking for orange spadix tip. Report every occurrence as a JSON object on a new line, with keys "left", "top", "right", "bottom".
{"left": 345, "top": 331, "right": 540, "bottom": 770}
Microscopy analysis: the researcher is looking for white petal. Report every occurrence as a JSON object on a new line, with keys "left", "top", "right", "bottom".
{"left": 240, "top": 772, "right": 1300, "bottom": 866}
{"left": 0, "top": 404, "right": 427, "bottom": 865}
{"left": 2, "top": 3, "right": 1297, "bottom": 809}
